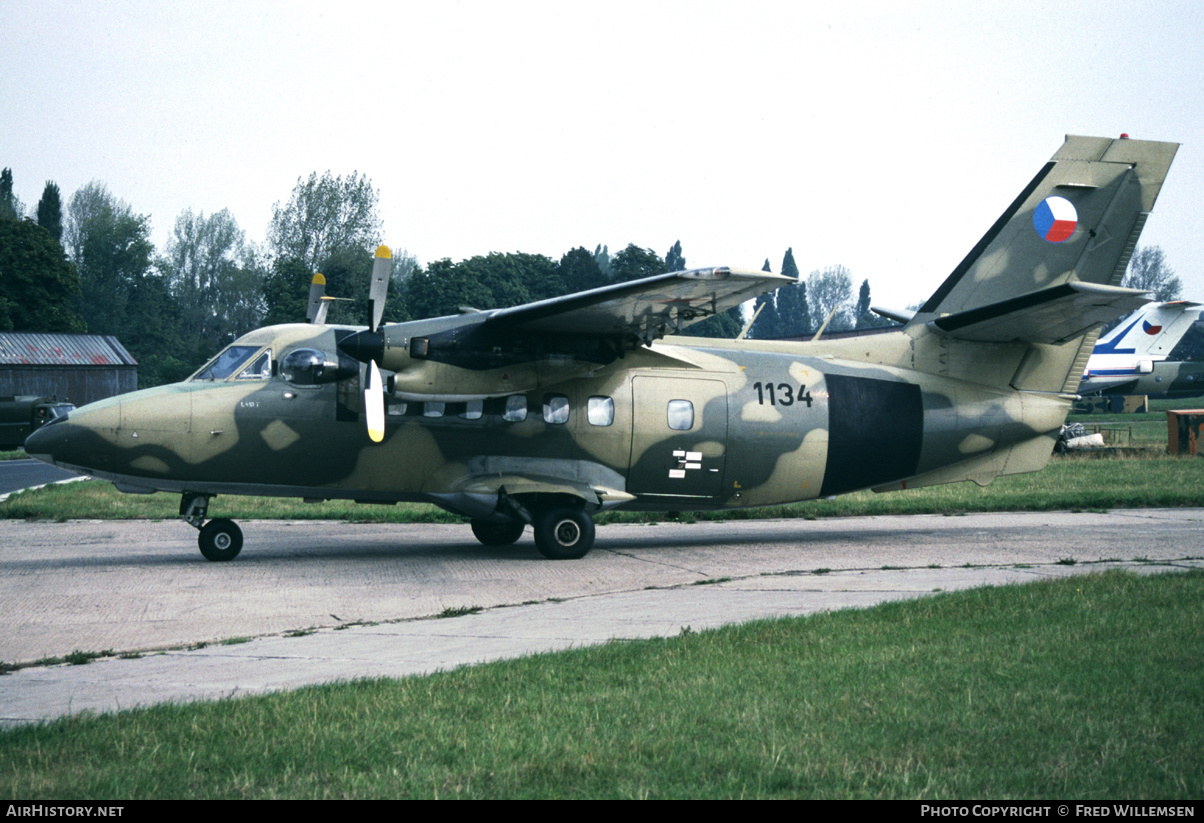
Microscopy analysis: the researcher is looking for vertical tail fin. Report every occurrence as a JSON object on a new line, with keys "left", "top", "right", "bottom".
{"left": 1094, "top": 300, "right": 1204, "bottom": 358}
{"left": 908, "top": 135, "right": 1178, "bottom": 392}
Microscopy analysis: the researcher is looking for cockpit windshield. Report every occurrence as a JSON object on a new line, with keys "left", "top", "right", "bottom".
{"left": 192, "top": 346, "right": 264, "bottom": 381}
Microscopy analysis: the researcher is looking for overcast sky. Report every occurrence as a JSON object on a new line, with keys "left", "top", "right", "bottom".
{"left": 3, "top": 0, "right": 1201, "bottom": 309}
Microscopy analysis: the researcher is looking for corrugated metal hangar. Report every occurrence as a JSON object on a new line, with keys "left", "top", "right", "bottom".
{"left": 0, "top": 331, "right": 137, "bottom": 405}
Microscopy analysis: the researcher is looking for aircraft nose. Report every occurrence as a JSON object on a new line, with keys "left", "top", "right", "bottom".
{"left": 23, "top": 417, "right": 73, "bottom": 466}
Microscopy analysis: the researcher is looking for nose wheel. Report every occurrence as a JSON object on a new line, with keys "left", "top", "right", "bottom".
{"left": 198, "top": 518, "right": 244, "bottom": 561}
{"left": 181, "top": 493, "right": 244, "bottom": 562}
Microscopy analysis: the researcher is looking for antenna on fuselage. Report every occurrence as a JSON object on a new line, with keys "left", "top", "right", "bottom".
{"left": 737, "top": 301, "right": 768, "bottom": 341}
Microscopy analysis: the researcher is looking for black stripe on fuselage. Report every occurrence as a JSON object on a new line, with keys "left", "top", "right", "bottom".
{"left": 819, "top": 374, "right": 923, "bottom": 497}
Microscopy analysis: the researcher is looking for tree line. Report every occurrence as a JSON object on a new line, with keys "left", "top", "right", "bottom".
{"left": 0, "top": 166, "right": 1181, "bottom": 388}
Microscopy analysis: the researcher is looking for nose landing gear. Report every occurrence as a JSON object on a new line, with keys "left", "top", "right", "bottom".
{"left": 181, "top": 493, "right": 244, "bottom": 562}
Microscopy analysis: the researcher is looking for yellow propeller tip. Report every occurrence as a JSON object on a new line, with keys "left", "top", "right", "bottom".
{"left": 375, "top": 245, "right": 392, "bottom": 259}
{"left": 311, "top": 273, "right": 326, "bottom": 285}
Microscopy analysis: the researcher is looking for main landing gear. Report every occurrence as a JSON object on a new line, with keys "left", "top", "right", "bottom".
{"left": 533, "top": 506, "right": 595, "bottom": 560}
{"left": 181, "top": 493, "right": 243, "bottom": 562}
{"left": 179, "top": 492, "right": 597, "bottom": 562}
{"left": 470, "top": 498, "right": 597, "bottom": 560}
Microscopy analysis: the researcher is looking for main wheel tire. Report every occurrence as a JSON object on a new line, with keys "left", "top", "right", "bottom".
{"left": 533, "top": 507, "right": 595, "bottom": 560}
{"left": 199, "top": 518, "right": 243, "bottom": 562}
{"left": 470, "top": 518, "right": 525, "bottom": 546}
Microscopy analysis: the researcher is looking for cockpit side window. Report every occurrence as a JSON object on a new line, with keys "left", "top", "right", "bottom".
{"left": 236, "top": 351, "right": 272, "bottom": 380}
{"left": 192, "top": 345, "right": 261, "bottom": 381}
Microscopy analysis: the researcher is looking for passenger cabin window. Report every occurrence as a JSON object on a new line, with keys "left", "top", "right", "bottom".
{"left": 236, "top": 351, "right": 271, "bottom": 380}
{"left": 587, "top": 396, "right": 614, "bottom": 427}
{"left": 543, "top": 394, "right": 570, "bottom": 425}
{"left": 503, "top": 395, "right": 528, "bottom": 422}
{"left": 193, "top": 345, "right": 259, "bottom": 381}
{"left": 423, "top": 402, "right": 445, "bottom": 418}
{"left": 667, "top": 399, "right": 694, "bottom": 431}
{"left": 459, "top": 400, "right": 484, "bottom": 420}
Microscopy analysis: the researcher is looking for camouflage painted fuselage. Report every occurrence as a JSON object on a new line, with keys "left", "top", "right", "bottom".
{"left": 30, "top": 320, "right": 1068, "bottom": 519}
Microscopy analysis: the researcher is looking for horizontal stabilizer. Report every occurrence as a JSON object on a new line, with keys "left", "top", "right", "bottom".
{"left": 928, "top": 282, "right": 1151, "bottom": 344}
{"left": 871, "top": 305, "right": 914, "bottom": 324}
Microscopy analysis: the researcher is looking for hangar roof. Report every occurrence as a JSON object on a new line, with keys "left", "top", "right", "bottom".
{"left": 0, "top": 332, "right": 137, "bottom": 367}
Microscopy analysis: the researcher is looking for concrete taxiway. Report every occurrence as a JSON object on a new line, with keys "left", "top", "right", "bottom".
{"left": 1, "top": 510, "right": 1202, "bottom": 727}
{"left": 0, "top": 458, "right": 81, "bottom": 499}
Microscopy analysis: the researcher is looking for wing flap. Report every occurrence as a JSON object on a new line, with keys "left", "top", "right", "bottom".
{"left": 485, "top": 267, "right": 793, "bottom": 341}
{"left": 928, "top": 282, "right": 1151, "bottom": 345}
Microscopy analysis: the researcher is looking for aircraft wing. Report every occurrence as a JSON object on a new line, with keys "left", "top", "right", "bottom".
{"left": 484, "top": 267, "right": 793, "bottom": 341}
{"left": 928, "top": 282, "right": 1152, "bottom": 345}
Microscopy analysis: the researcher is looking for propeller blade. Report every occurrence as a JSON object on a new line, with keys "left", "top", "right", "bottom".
{"left": 369, "top": 245, "right": 392, "bottom": 333}
{"left": 364, "top": 360, "right": 385, "bottom": 443}
{"left": 313, "top": 299, "right": 332, "bottom": 326}
{"left": 306, "top": 274, "right": 327, "bottom": 324}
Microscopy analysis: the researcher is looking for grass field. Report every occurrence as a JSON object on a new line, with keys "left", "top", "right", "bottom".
{"left": 1, "top": 570, "right": 1200, "bottom": 799}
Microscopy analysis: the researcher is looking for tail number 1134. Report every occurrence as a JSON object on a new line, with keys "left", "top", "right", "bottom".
{"left": 752, "top": 382, "right": 813, "bottom": 408}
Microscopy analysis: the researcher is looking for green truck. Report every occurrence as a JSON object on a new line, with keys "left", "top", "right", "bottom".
{"left": 0, "top": 396, "right": 75, "bottom": 450}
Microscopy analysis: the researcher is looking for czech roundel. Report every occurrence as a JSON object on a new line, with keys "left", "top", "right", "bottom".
{"left": 1144, "top": 320, "right": 1162, "bottom": 335}
{"left": 1032, "top": 196, "right": 1078, "bottom": 243}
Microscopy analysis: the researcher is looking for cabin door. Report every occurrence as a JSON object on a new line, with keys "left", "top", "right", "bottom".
{"left": 628, "top": 376, "right": 728, "bottom": 500}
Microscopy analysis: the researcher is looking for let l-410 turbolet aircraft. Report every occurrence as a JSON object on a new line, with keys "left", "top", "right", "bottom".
{"left": 26, "top": 134, "right": 1178, "bottom": 561}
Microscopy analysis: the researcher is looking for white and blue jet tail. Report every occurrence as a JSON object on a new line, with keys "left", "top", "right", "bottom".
{"left": 1081, "top": 301, "right": 1204, "bottom": 394}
